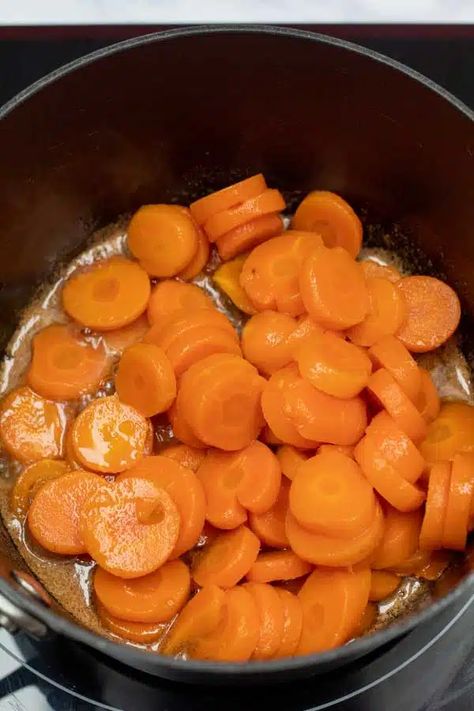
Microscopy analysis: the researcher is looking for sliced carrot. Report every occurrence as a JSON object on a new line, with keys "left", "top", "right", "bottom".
{"left": 419, "top": 461, "right": 451, "bottom": 550}
{"left": 146, "top": 307, "right": 236, "bottom": 352}
{"left": 297, "top": 331, "right": 372, "bottom": 399}
{"left": 167, "top": 398, "right": 206, "bottom": 450}
{"left": 213, "top": 254, "right": 257, "bottom": 315}
{"left": 360, "top": 259, "right": 401, "bottom": 283}
{"left": 286, "top": 315, "right": 325, "bottom": 357}
{"left": 192, "top": 525, "right": 260, "bottom": 588}
{"left": 190, "top": 174, "right": 267, "bottom": 225}
{"left": 248, "top": 479, "right": 291, "bottom": 549}
{"left": 389, "top": 547, "right": 432, "bottom": 576}
{"left": 11, "top": 459, "right": 68, "bottom": 517}
{"left": 163, "top": 324, "right": 242, "bottom": 377}
{"left": 146, "top": 280, "right": 212, "bottom": 327}
{"left": 94, "top": 559, "right": 190, "bottom": 623}
{"left": 246, "top": 550, "right": 312, "bottom": 583}
{"left": 369, "top": 571, "right": 400, "bottom": 601}
{"left": 417, "top": 368, "right": 441, "bottom": 423}
{"left": 0, "top": 387, "right": 66, "bottom": 463}
{"left": 217, "top": 213, "right": 283, "bottom": 260}
{"left": 28, "top": 470, "right": 106, "bottom": 554}
{"left": 353, "top": 602, "right": 377, "bottom": 637}
{"left": 115, "top": 343, "right": 176, "bottom": 417}
{"left": 128, "top": 205, "right": 199, "bottom": 277}
{"left": 204, "top": 189, "right": 286, "bottom": 242}
{"left": 347, "top": 277, "right": 407, "bottom": 347}
{"left": 196, "top": 450, "right": 247, "bottom": 529}
{"left": 97, "top": 603, "right": 167, "bottom": 644}
{"left": 63, "top": 257, "right": 150, "bottom": 330}
{"left": 365, "top": 411, "right": 425, "bottom": 484}
{"left": 242, "top": 310, "right": 297, "bottom": 376}
{"left": 372, "top": 506, "right": 422, "bottom": 569}
{"left": 292, "top": 191, "right": 363, "bottom": 258}
{"left": 80, "top": 476, "right": 180, "bottom": 577}
{"left": 102, "top": 313, "right": 149, "bottom": 353}
{"left": 240, "top": 232, "right": 324, "bottom": 317}
{"left": 367, "top": 368, "right": 428, "bottom": 443}
{"left": 318, "top": 444, "right": 355, "bottom": 458}
{"left": 260, "top": 425, "right": 284, "bottom": 446}
{"left": 420, "top": 402, "right": 474, "bottom": 463}
{"left": 178, "top": 221, "right": 210, "bottom": 280}
{"left": 27, "top": 325, "right": 109, "bottom": 401}
{"left": 396, "top": 276, "right": 461, "bottom": 353}
{"left": 442, "top": 453, "right": 474, "bottom": 550}
{"left": 368, "top": 335, "right": 421, "bottom": 402}
{"left": 297, "top": 567, "right": 371, "bottom": 654}
{"left": 417, "top": 550, "right": 451, "bottom": 580}
{"left": 160, "top": 443, "right": 205, "bottom": 472}
{"left": 273, "top": 588, "right": 303, "bottom": 657}
{"left": 64, "top": 425, "right": 82, "bottom": 470}
{"left": 276, "top": 446, "right": 311, "bottom": 481}
{"left": 243, "top": 582, "right": 284, "bottom": 660}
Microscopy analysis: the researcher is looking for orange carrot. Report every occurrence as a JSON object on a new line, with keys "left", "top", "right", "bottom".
{"left": 368, "top": 335, "right": 421, "bottom": 402}
{"left": 242, "top": 310, "right": 297, "bottom": 376}
{"left": 97, "top": 603, "right": 167, "bottom": 644}
{"left": 163, "top": 324, "right": 241, "bottom": 377}
{"left": 317, "top": 444, "right": 355, "bottom": 458}
{"left": 102, "top": 314, "right": 148, "bottom": 353}
{"left": 367, "top": 368, "right": 428, "bottom": 443}
{"left": 347, "top": 277, "right": 406, "bottom": 347}
{"left": 389, "top": 547, "right": 432, "bottom": 576}
{"left": 416, "top": 550, "right": 451, "bottom": 580}
{"left": 360, "top": 260, "right": 401, "bottom": 283}
{"left": 260, "top": 425, "right": 284, "bottom": 446}
{"left": 248, "top": 478, "right": 291, "bottom": 549}
{"left": 246, "top": 550, "right": 312, "bottom": 583}
{"left": 353, "top": 603, "right": 377, "bottom": 637}
{"left": 416, "top": 368, "right": 441, "bottom": 423}
{"left": 442, "top": 453, "right": 474, "bottom": 550}
{"left": 196, "top": 450, "right": 247, "bottom": 530}
{"left": 273, "top": 588, "right": 303, "bottom": 657}
{"left": 243, "top": 582, "right": 284, "bottom": 660}
{"left": 276, "top": 446, "right": 311, "bottom": 481}
{"left": 190, "top": 174, "right": 267, "bottom": 225}
{"left": 11, "top": 459, "right": 68, "bottom": 517}
{"left": 212, "top": 254, "right": 258, "bottom": 315}
{"left": 167, "top": 398, "right": 206, "bottom": 450}
{"left": 146, "top": 307, "right": 236, "bottom": 352}
{"left": 160, "top": 443, "right": 205, "bottom": 472}
{"left": 204, "top": 189, "right": 286, "bottom": 242}
{"left": 178, "top": 221, "right": 210, "bottom": 280}
{"left": 286, "top": 315, "right": 326, "bottom": 357}
{"left": 146, "top": 280, "right": 213, "bottom": 326}
{"left": 372, "top": 506, "right": 423, "bottom": 569}
{"left": 192, "top": 525, "right": 260, "bottom": 588}
{"left": 419, "top": 461, "right": 451, "bottom": 551}
{"left": 365, "top": 411, "right": 425, "bottom": 484}
{"left": 216, "top": 213, "right": 283, "bottom": 260}
{"left": 420, "top": 402, "right": 474, "bottom": 462}
{"left": 115, "top": 343, "right": 176, "bottom": 416}
{"left": 369, "top": 571, "right": 400, "bottom": 601}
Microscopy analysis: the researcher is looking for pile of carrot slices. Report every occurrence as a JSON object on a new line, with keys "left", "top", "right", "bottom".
{"left": 1, "top": 173, "right": 473, "bottom": 663}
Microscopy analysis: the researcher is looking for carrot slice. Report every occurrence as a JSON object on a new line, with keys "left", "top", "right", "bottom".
{"left": 297, "top": 567, "right": 371, "bottom": 654}
{"left": 416, "top": 368, "right": 441, "bottom": 423}
{"left": 292, "top": 191, "right": 363, "bottom": 258}
{"left": 163, "top": 324, "right": 242, "bottom": 377}
{"left": 217, "top": 213, "right": 283, "bottom": 260}
{"left": 28, "top": 470, "right": 106, "bottom": 554}
{"left": 369, "top": 571, "right": 400, "bottom": 601}
{"left": 347, "top": 277, "right": 407, "bottom": 347}
{"left": 178, "top": 221, "right": 210, "bottom": 281}
{"left": 276, "top": 446, "right": 311, "bottom": 481}
{"left": 242, "top": 310, "right": 297, "bottom": 376}
{"left": 297, "top": 331, "right": 372, "bottom": 399}
{"left": 213, "top": 254, "right": 257, "bottom": 316}
{"left": 367, "top": 368, "right": 428, "bottom": 443}
{"left": 146, "top": 307, "right": 236, "bottom": 352}
{"left": 97, "top": 603, "right": 167, "bottom": 644}
{"left": 396, "top": 276, "right": 461, "bottom": 353}
{"left": 246, "top": 550, "right": 312, "bottom": 583}
{"left": 243, "top": 582, "right": 284, "bottom": 660}
{"left": 146, "top": 280, "right": 213, "bottom": 327}
{"left": 360, "top": 259, "right": 401, "bottom": 283}
{"left": 372, "top": 506, "right": 423, "bottom": 569}
{"left": 318, "top": 444, "right": 355, "bottom": 458}
{"left": 442, "top": 453, "right": 474, "bottom": 550}
{"left": 0, "top": 387, "right": 66, "bottom": 463}
{"left": 11, "top": 459, "right": 68, "bottom": 517}
{"left": 115, "top": 343, "right": 176, "bottom": 417}
{"left": 80, "top": 477, "right": 180, "bottom": 577}
{"left": 420, "top": 402, "right": 474, "bottom": 463}
{"left": 365, "top": 411, "right": 425, "bottom": 484}
{"left": 190, "top": 174, "right": 267, "bottom": 225}
{"left": 167, "top": 398, "right": 206, "bottom": 450}
{"left": 63, "top": 257, "right": 150, "bottom": 330}
{"left": 273, "top": 588, "right": 303, "bottom": 657}
{"left": 299, "top": 246, "right": 369, "bottom": 329}
{"left": 286, "top": 315, "right": 325, "bottom": 357}
{"left": 204, "top": 189, "right": 286, "bottom": 242}
{"left": 353, "top": 602, "right": 377, "bottom": 637}
{"left": 196, "top": 450, "right": 247, "bottom": 530}
{"left": 94, "top": 559, "right": 190, "bottom": 623}
{"left": 368, "top": 335, "right": 421, "bottom": 402}
{"left": 248, "top": 479, "right": 291, "bottom": 549}
{"left": 160, "top": 443, "right": 205, "bottom": 473}
{"left": 103, "top": 314, "right": 149, "bottom": 353}
{"left": 192, "top": 525, "right": 260, "bottom": 588}
{"left": 389, "top": 547, "right": 432, "bottom": 576}
{"left": 416, "top": 550, "right": 451, "bottom": 580}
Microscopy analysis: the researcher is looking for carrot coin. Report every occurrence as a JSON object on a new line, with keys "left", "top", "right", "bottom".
{"left": 369, "top": 571, "right": 400, "bottom": 601}
{"left": 102, "top": 314, "right": 149, "bottom": 353}
{"left": 163, "top": 324, "right": 241, "bottom": 377}
{"left": 97, "top": 603, "right": 167, "bottom": 644}
{"left": 360, "top": 260, "right": 401, "bottom": 283}
{"left": 443, "top": 453, "right": 474, "bottom": 550}
{"left": 146, "top": 307, "right": 236, "bottom": 352}
{"left": 276, "top": 446, "right": 311, "bottom": 481}
{"left": 367, "top": 368, "right": 427, "bottom": 443}
{"left": 161, "top": 585, "right": 226, "bottom": 656}
{"left": 213, "top": 254, "right": 258, "bottom": 315}
{"left": 368, "top": 335, "right": 421, "bottom": 402}
{"left": 416, "top": 368, "right": 441, "bottom": 423}
{"left": 216, "top": 213, "right": 283, "bottom": 260}
{"left": 365, "top": 411, "right": 425, "bottom": 484}
{"left": 146, "top": 280, "right": 213, "bottom": 327}
{"left": 260, "top": 425, "right": 284, "bottom": 446}
{"left": 420, "top": 402, "right": 474, "bottom": 463}
{"left": 196, "top": 450, "right": 247, "bottom": 530}
{"left": 246, "top": 550, "right": 312, "bottom": 583}
{"left": 353, "top": 603, "right": 377, "bottom": 637}
{"left": 167, "top": 398, "right": 206, "bottom": 450}
{"left": 178, "top": 221, "right": 210, "bottom": 280}
{"left": 273, "top": 588, "right": 303, "bottom": 658}
{"left": 242, "top": 310, "right": 297, "bottom": 376}
{"left": 372, "top": 506, "right": 423, "bottom": 569}
{"left": 160, "top": 443, "right": 205, "bottom": 472}
{"left": 388, "top": 547, "right": 432, "bottom": 576}
{"left": 204, "top": 189, "right": 286, "bottom": 242}
{"left": 248, "top": 478, "right": 291, "bottom": 549}
{"left": 347, "top": 277, "right": 407, "bottom": 347}
{"left": 286, "top": 315, "right": 326, "bottom": 357}
{"left": 190, "top": 174, "right": 267, "bottom": 225}
{"left": 11, "top": 459, "right": 68, "bottom": 517}
{"left": 115, "top": 343, "right": 176, "bottom": 417}
{"left": 243, "top": 582, "right": 284, "bottom": 660}
{"left": 192, "top": 525, "right": 260, "bottom": 588}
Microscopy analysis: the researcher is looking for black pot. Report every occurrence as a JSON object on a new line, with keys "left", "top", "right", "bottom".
{"left": 0, "top": 25, "right": 472, "bottom": 685}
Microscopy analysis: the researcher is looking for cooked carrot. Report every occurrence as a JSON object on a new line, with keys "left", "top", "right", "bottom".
{"left": 246, "top": 550, "right": 312, "bottom": 583}
{"left": 71, "top": 394, "right": 150, "bottom": 473}
{"left": 389, "top": 547, "right": 432, "bottom": 576}
{"left": 102, "top": 314, "right": 149, "bottom": 353}
{"left": 292, "top": 191, "right": 363, "bottom": 258}
{"left": 163, "top": 324, "right": 242, "bottom": 377}
{"left": 417, "top": 550, "right": 451, "bottom": 580}
{"left": 353, "top": 602, "right": 377, "bottom": 637}
{"left": 360, "top": 259, "right": 401, "bottom": 283}
{"left": 240, "top": 232, "right": 324, "bottom": 316}
{"left": 442, "top": 453, "right": 474, "bottom": 550}
{"left": 168, "top": 399, "right": 206, "bottom": 450}
{"left": 216, "top": 213, "right": 283, "bottom": 260}
{"left": 286, "top": 315, "right": 325, "bottom": 357}
{"left": 297, "top": 331, "right": 372, "bottom": 398}
{"left": 178, "top": 221, "right": 210, "bottom": 280}
{"left": 0, "top": 387, "right": 66, "bottom": 463}
{"left": 80, "top": 476, "right": 180, "bottom": 577}
{"left": 192, "top": 525, "right": 260, "bottom": 588}
{"left": 190, "top": 174, "right": 267, "bottom": 225}
{"left": 119, "top": 455, "right": 206, "bottom": 558}
{"left": 260, "top": 425, "right": 284, "bottom": 446}
{"left": 146, "top": 280, "right": 213, "bottom": 326}
{"left": 372, "top": 506, "right": 423, "bottom": 569}
{"left": 273, "top": 588, "right": 303, "bottom": 657}
{"left": 97, "top": 603, "right": 167, "bottom": 644}
{"left": 204, "top": 189, "right": 286, "bottom": 242}
{"left": 242, "top": 311, "right": 297, "bottom": 376}
{"left": 367, "top": 368, "right": 428, "bottom": 443}
{"left": 160, "top": 443, "right": 205, "bottom": 472}
{"left": 212, "top": 254, "right": 257, "bottom": 315}
{"left": 276, "top": 446, "right": 311, "bottom": 481}
{"left": 419, "top": 461, "right": 451, "bottom": 550}
{"left": 368, "top": 335, "right": 421, "bottom": 402}
{"left": 297, "top": 567, "right": 371, "bottom": 654}
{"left": 300, "top": 246, "right": 369, "bottom": 329}
{"left": 396, "top": 276, "right": 461, "bottom": 353}
{"left": 420, "top": 402, "right": 474, "bottom": 462}
{"left": 317, "top": 444, "right": 355, "bottom": 458}
{"left": 347, "top": 277, "right": 407, "bottom": 347}
{"left": 28, "top": 470, "right": 106, "bottom": 554}
{"left": 128, "top": 205, "right": 199, "bottom": 277}
{"left": 64, "top": 425, "right": 82, "bottom": 470}
{"left": 63, "top": 257, "right": 150, "bottom": 330}
{"left": 243, "top": 582, "right": 284, "bottom": 660}
{"left": 11, "top": 459, "right": 68, "bottom": 517}
{"left": 146, "top": 307, "right": 236, "bottom": 352}
{"left": 369, "top": 571, "right": 400, "bottom": 601}
{"left": 365, "top": 411, "right": 425, "bottom": 484}
{"left": 248, "top": 478, "right": 291, "bottom": 549}
{"left": 196, "top": 450, "right": 246, "bottom": 529}
{"left": 416, "top": 368, "right": 441, "bottom": 423}
{"left": 94, "top": 560, "right": 190, "bottom": 622}
{"left": 115, "top": 343, "right": 176, "bottom": 417}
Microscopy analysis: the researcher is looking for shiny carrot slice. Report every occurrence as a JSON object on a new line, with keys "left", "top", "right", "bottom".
{"left": 286, "top": 315, "right": 326, "bottom": 357}
{"left": 11, "top": 459, "right": 68, "bottom": 517}
{"left": 260, "top": 425, "right": 284, "bottom": 446}
{"left": 276, "top": 446, "right": 311, "bottom": 481}
{"left": 217, "top": 213, "right": 283, "bottom": 260}
{"left": 196, "top": 450, "right": 247, "bottom": 529}
{"left": 353, "top": 602, "right": 377, "bottom": 637}
{"left": 146, "top": 280, "right": 213, "bottom": 326}
{"left": 367, "top": 368, "right": 427, "bottom": 443}
{"left": 369, "top": 571, "right": 400, "bottom": 601}
{"left": 372, "top": 506, "right": 423, "bottom": 569}
{"left": 292, "top": 191, "right": 363, "bottom": 258}
{"left": 164, "top": 324, "right": 242, "bottom": 377}
{"left": 190, "top": 174, "right": 267, "bottom": 225}
{"left": 103, "top": 314, "right": 149, "bottom": 353}
{"left": 161, "top": 585, "right": 226, "bottom": 656}
{"left": 442, "top": 453, "right": 474, "bottom": 550}
{"left": 97, "top": 603, "right": 167, "bottom": 644}
{"left": 416, "top": 368, "right": 441, "bottom": 423}
{"left": 273, "top": 588, "right": 303, "bottom": 658}
{"left": 368, "top": 335, "right": 421, "bottom": 402}
{"left": 242, "top": 310, "right": 297, "bottom": 376}
{"left": 416, "top": 550, "right": 451, "bottom": 580}
{"left": 192, "top": 525, "right": 260, "bottom": 588}
{"left": 204, "top": 189, "right": 286, "bottom": 242}
{"left": 115, "top": 343, "right": 176, "bottom": 417}
{"left": 28, "top": 470, "right": 106, "bottom": 554}
{"left": 146, "top": 307, "right": 236, "bottom": 352}
{"left": 347, "top": 277, "right": 407, "bottom": 347}
{"left": 160, "top": 443, "right": 205, "bottom": 472}
{"left": 168, "top": 398, "right": 206, "bottom": 450}
{"left": 420, "top": 402, "right": 474, "bottom": 463}
{"left": 212, "top": 254, "right": 257, "bottom": 315}
{"left": 248, "top": 479, "right": 291, "bottom": 549}
{"left": 317, "top": 443, "right": 355, "bottom": 458}
{"left": 246, "top": 550, "right": 312, "bottom": 583}
{"left": 388, "top": 547, "right": 432, "bottom": 576}
{"left": 94, "top": 560, "right": 190, "bottom": 622}
{"left": 63, "top": 257, "right": 150, "bottom": 330}
{"left": 360, "top": 260, "right": 401, "bottom": 283}
{"left": 365, "top": 411, "right": 425, "bottom": 484}
{"left": 178, "top": 221, "right": 210, "bottom": 280}
{"left": 243, "top": 582, "right": 284, "bottom": 660}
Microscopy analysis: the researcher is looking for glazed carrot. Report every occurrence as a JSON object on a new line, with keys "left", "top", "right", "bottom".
{"left": 442, "top": 453, "right": 474, "bottom": 550}
{"left": 273, "top": 588, "right": 303, "bottom": 657}
{"left": 94, "top": 560, "right": 190, "bottom": 622}
{"left": 168, "top": 399, "right": 206, "bottom": 450}
{"left": 146, "top": 307, "right": 236, "bottom": 352}
{"left": 11, "top": 459, "right": 68, "bottom": 517}
{"left": 64, "top": 425, "right": 82, "bottom": 470}
{"left": 318, "top": 444, "right": 355, "bottom": 458}
{"left": 80, "top": 477, "right": 180, "bottom": 577}
{"left": 146, "top": 280, "right": 213, "bottom": 326}
{"left": 196, "top": 450, "right": 246, "bottom": 530}
{"left": 292, "top": 191, "right": 363, "bottom": 258}
{"left": 190, "top": 174, "right": 267, "bottom": 225}
{"left": 420, "top": 402, "right": 474, "bottom": 462}
{"left": 347, "top": 277, "right": 407, "bottom": 347}
{"left": 216, "top": 213, "right": 283, "bottom": 260}
{"left": 286, "top": 501, "right": 384, "bottom": 567}
{"left": 369, "top": 571, "right": 400, "bottom": 601}
{"left": 242, "top": 311, "right": 296, "bottom": 376}
{"left": 416, "top": 550, "right": 451, "bottom": 580}
{"left": 163, "top": 324, "right": 241, "bottom": 377}
{"left": 276, "top": 446, "right": 311, "bottom": 481}
{"left": 396, "top": 276, "right": 461, "bottom": 353}
{"left": 290, "top": 451, "right": 376, "bottom": 537}
{"left": 115, "top": 343, "right": 176, "bottom": 417}
{"left": 192, "top": 525, "right": 260, "bottom": 588}
{"left": 71, "top": 395, "right": 150, "bottom": 473}
{"left": 102, "top": 313, "right": 148, "bottom": 353}
{"left": 416, "top": 368, "right": 441, "bottom": 423}
{"left": 299, "top": 246, "right": 369, "bottom": 329}
{"left": 353, "top": 603, "right": 377, "bottom": 637}
{"left": 260, "top": 425, "right": 284, "bottom": 446}
{"left": 97, "top": 603, "right": 167, "bottom": 644}
{"left": 286, "top": 315, "right": 325, "bottom": 357}
{"left": 297, "top": 568, "right": 371, "bottom": 654}
{"left": 28, "top": 470, "right": 106, "bottom": 554}
{"left": 27, "top": 325, "right": 109, "bottom": 401}
{"left": 178, "top": 221, "right": 210, "bottom": 280}
{"left": 419, "top": 461, "right": 451, "bottom": 551}
{"left": 63, "top": 257, "right": 150, "bottom": 330}
{"left": 365, "top": 411, "right": 425, "bottom": 484}
{"left": 240, "top": 232, "right": 324, "bottom": 317}
{"left": 213, "top": 254, "right": 257, "bottom": 315}
{"left": 0, "top": 387, "right": 66, "bottom": 463}
{"left": 243, "top": 582, "right": 284, "bottom": 660}
{"left": 389, "top": 547, "right": 432, "bottom": 576}
{"left": 248, "top": 478, "right": 291, "bottom": 549}
{"left": 160, "top": 443, "right": 205, "bottom": 473}
{"left": 360, "top": 259, "right": 401, "bottom": 283}
{"left": 368, "top": 335, "right": 421, "bottom": 402}
{"left": 246, "top": 550, "right": 312, "bottom": 583}
{"left": 118, "top": 455, "right": 206, "bottom": 558}
{"left": 367, "top": 368, "right": 428, "bottom": 443}
{"left": 128, "top": 205, "right": 199, "bottom": 277}
{"left": 204, "top": 189, "right": 286, "bottom": 242}
{"left": 297, "top": 331, "right": 372, "bottom": 398}
{"left": 372, "top": 506, "right": 423, "bottom": 569}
